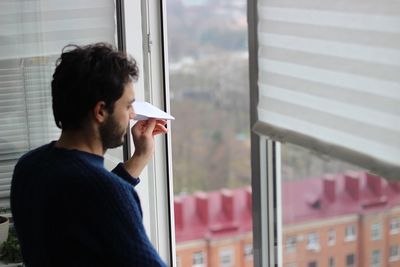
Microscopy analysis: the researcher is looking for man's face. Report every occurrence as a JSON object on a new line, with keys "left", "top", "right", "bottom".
{"left": 99, "top": 81, "right": 136, "bottom": 150}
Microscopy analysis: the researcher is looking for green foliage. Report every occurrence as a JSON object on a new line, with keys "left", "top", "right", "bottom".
{"left": 0, "top": 228, "right": 23, "bottom": 264}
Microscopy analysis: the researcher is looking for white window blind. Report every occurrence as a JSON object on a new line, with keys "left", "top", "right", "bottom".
{"left": 253, "top": 0, "right": 400, "bottom": 180}
{"left": 0, "top": 0, "right": 116, "bottom": 203}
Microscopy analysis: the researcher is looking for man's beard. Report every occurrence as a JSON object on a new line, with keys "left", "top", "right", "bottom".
{"left": 99, "top": 115, "right": 127, "bottom": 151}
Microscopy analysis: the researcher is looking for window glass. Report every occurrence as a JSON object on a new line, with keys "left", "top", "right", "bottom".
{"left": 390, "top": 245, "right": 400, "bottom": 261}
{"left": 166, "top": 1, "right": 251, "bottom": 267}
{"left": 328, "top": 257, "right": 335, "bottom": 267}
{"left": 371, "top": 250, "right": 381, "bottom": 267}
{"left": 371, "top": 222, "right": 382, "bottom": 241}
{"left": 390, "top": 218, "right": 400, "bottom": 234}
{"left": 280, "top": 143, "right": 396, "bottom": 267}
{"left": 346, "top": 253, "right": 355, "bottom": 267}
{"left": 328, "top": 229, "right": 336, "bottom": 246}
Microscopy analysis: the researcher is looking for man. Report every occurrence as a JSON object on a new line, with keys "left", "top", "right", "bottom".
{"left": 11, "top": 43, "right": 168, "bottom": 267}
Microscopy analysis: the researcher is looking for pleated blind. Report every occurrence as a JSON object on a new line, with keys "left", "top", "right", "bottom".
{"left": 253, "top": 0, "right": 400, "bottom": 180}
{"left": 0, "top": 0, "right": 116, "bottom": 201}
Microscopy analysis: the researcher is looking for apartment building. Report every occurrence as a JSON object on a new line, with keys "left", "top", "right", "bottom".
{"left": 175, "top": 172, "right": 400, "bottom": 267}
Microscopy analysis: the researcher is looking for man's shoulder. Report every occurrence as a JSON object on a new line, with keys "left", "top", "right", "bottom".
{"left": 16, "top": 142, "right": 53, "bottom": 168}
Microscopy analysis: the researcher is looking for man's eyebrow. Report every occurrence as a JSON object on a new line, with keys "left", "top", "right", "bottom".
{"left": 129, "top": 98, "right": 135, "bottom": 104}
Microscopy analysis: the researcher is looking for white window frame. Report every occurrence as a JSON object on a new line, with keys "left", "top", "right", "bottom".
{"left": 219, "top": 248, "right": 235, "bottom": 267}
{"left": 371, "top": 222, "right": 382, "bottom": 241}
{"left": 285, "top": 236, "right": 297, "bottom": 253}
{"left": 244, "top": 243, "right": 254, "bottom": 261}
{"left": 192, "top": 251, "right": 206, "bottom": 267}
{"left": 328, "top": 228, "right": 336, "bottom": 246}
{"left": 345, "top": 224, "right": 357, "bottom": 242}
{"left": 390, "top": 245, "right": 400, "bottom": 262}
{"left": 123, "top": 0, "right": 174, "bottom": 265}
{"left": 390, "top": 218, "right": 400, "bottom": 235}
{"left": 371, "top": 250, "right": 381, "bottom": 267}
{"left": 307, "top": 232, "right": 320, "bottom": 251}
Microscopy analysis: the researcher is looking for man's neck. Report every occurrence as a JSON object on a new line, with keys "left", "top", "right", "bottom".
{"left": 55, "top": 129, "right": 105, "bottom": 156}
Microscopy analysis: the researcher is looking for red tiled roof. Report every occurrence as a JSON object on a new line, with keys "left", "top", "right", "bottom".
{"left": 174, "top": 172, "right": 400, "bottom": 243}
{"left": 282, "top": 172, "right": 400, "bottom": 225}
{"left": 174, "top": 187, "right": 252, "bottom": 243}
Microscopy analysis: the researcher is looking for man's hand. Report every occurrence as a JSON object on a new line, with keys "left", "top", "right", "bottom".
{"left": 123, "top": 119, "right": 167, "bottom": 178}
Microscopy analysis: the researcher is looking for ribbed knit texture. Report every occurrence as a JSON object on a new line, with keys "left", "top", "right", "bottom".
{"left": 11, "top": 142, "right": 167, "bottom": 267}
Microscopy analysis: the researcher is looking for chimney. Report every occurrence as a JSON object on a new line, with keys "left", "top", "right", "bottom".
{"left": 345, "top": 172, "right": 360, "bottom": 200}
{"left": 195, "top": 192, "right": 209, "bottom": 225}
{"left": 221, "top": 189, "right": 234, "bottom": 221}
{"left": 174, "top": 197, "right": 183, "bottom": 229}
{"left": 366, "top": 173, "right": 382, "bottom": 196}
{"left": 323, "top": 175, "right": 336, "bottom": 202}
{"left": 245, "top": 187, "right": 252, "bottom": 211}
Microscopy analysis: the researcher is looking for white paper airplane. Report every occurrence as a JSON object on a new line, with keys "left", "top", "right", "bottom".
{"left": 132, "top": 101, "right": 175, "bottom": 121}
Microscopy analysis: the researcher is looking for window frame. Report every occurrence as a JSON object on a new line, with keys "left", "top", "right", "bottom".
{"left": 121, "top": 0, "right": 174, "bottom": 265}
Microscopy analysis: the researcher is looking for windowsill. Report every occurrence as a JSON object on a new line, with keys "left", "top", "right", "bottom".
{"left": 390, "top": 256, "right": 400, "bottom": 262}
{"left": 344, "top": 236, "right": 356, "bottom": 242}
{"left": 390, "top": 229, "right": 400, "bottom": 235}
{"left": 328, "top": 241, "right": 336, "bottom": 246}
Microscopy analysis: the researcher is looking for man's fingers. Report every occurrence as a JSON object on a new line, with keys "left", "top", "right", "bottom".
{"left": 144, "top": 119, "right": 157, "bottom": 135}
{"left": 152, "top": 124, "right": 168, "bottom": 136}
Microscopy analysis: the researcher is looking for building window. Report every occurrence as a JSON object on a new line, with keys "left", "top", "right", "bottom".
{"left": 371, "top": 222, "right": 382, "bottom": 241}
{"left": 286, "top": 263, "right": 297, "bottom": 267}
{"left": 328, "top": 229, "right": 336, "bottom": 246}
{"left": 308, "top": 261, "right": 318, "bottom": 267}
{"left": 390, "top": 245, "right": 400, "bottom": 262}
{"left": 329, "top": 257, "right": 335, "bottom": 267}
{"left": 192, "top": 251, "right": 206, "bottom": 267}
{"left": 220, "top": 248, "right": 234, "bottom": 267}
{"left": 346, "top": 253, "right": 355, "bottom": 267}
{"left": 389, "top": 245, "right": 400, "bottom": 261}
{"left": 390, "top": 218, "right": 400, "bottom": 234}
{"left": 244, "top": 243, "right": 253, "bottom": 261}
{"left": 307, "top": 232, "right": 320, "bottom": 251}
{"left": 345, "top": 224, "right": 356, "bottom": 241}
{"left": 371, "top": 250, "right": 381, "bottom": 267}
{"left": 286, "top": 236, "right": 297, "bottom": 253}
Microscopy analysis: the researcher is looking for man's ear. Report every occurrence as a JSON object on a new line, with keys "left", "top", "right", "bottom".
{"left": 93, "top": 101, "right": 108, "bottom": 123}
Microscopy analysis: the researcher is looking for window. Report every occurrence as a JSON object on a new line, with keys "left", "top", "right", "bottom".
{"left": 390, "top": 245, "right": 400, "bottom": 262}
{"left": 308, "top": 261, "right": 317, "bottom": 267}
{"left": 307, "top": 233, "right": 320, "bottom": 251}
{"left": 244, "top": 243, "right": 253, "bottom": 260}
{"left": 0, "top": 0, "right": 118, "bottom": 208}
{"left": 166, "top": 1, "right": 252, "bottom": 267}
{"left": 329, "top": 257, "right": 335, "bottom": 267}
{"left": 220, "top": 248, "right": 234, "bottom": 267}
{"left": 346, "top": 253, "right": 355, "bottom": 267}
{"left": 286, "top": 236, "right": 297, "bottom": 253}
{"left": 390, "top": 218, "right": 400, "bottom": 234}
{"left": 371, "top": 250, "right": 381, "bottom": 267}
{"left": 286, "top": 264, "right": 297, "bottom": 267}
{"left": 192, "top": 251, "right": 206, "bottom": 267}
{"left": 345, "top": 225, "right": 357, "bottom": 241}
{"left": 328, "top": 229, "right": 336, "bottom": 246}
{"left": 371, "top": 223, "right": 382, "bottom": 241}
{"left": 248, "top": 1, "right": 400, "bottom": 267}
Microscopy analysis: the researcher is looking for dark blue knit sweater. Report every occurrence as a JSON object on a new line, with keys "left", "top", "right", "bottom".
{"left": 11, "top": 142, "right": 167, "bottom": 267}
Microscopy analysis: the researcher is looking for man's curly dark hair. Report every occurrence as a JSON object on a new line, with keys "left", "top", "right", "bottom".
{"left": 51, "top": 42, "right": 139, "bottom": 130}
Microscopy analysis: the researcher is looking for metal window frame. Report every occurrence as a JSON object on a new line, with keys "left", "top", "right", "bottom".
{"left": 248, "top": 0, "right": 281, "bottom": 266}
